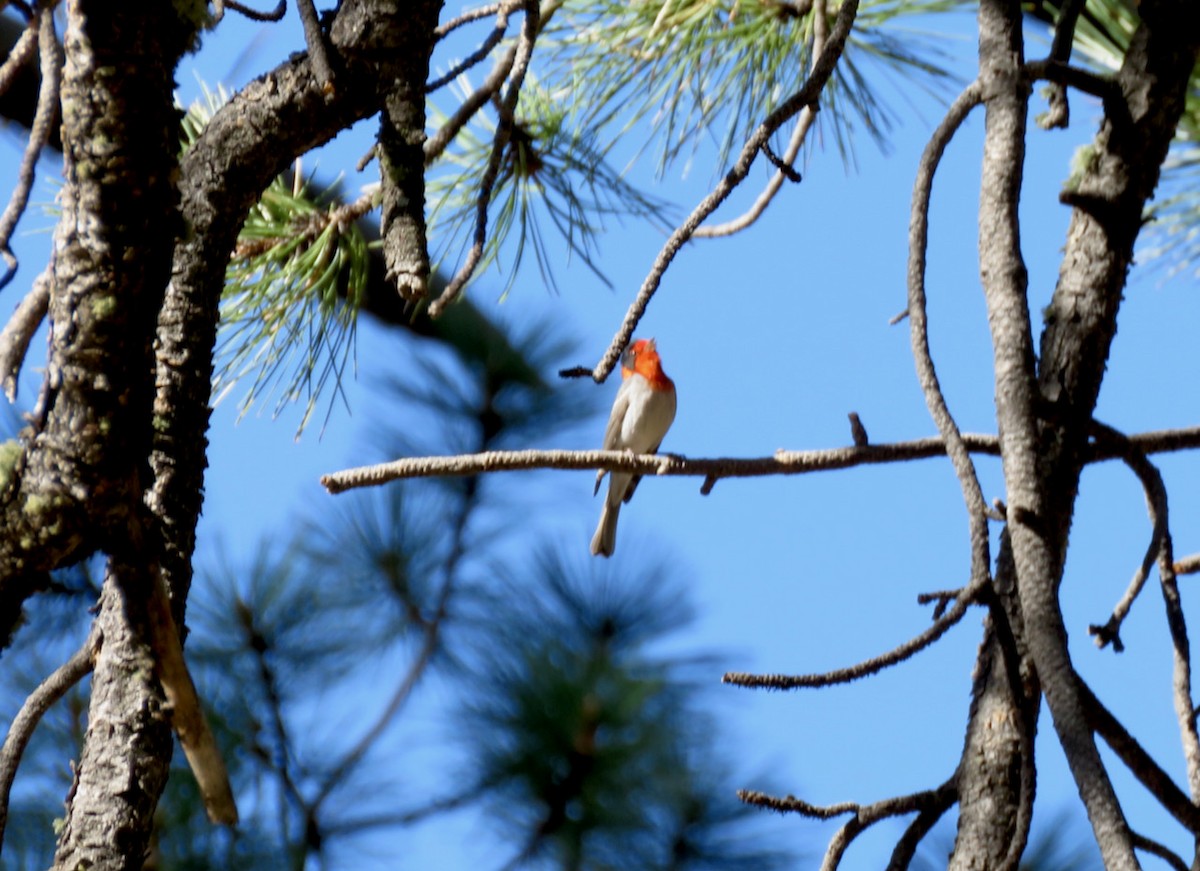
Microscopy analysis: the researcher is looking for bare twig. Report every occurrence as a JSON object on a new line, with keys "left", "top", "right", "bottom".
{"left": 590, "top": 0, "right": 861, "bottom": 382}
{"left": 320, "top": 424, "right": 1200, "bottom": 494}
{"left": 427, "top": 0, "right": 542, "bottom": 317}
{"left": 723, "top": 587, "right": 976, "bottom": 690}
{"left": 297, "top": 0, "right": 335, "bottom": 90}
{"left": 916, "top": 588, "right": 961, "bottom": 620}
{"left": 1091, "top": 421, "right": 1200, "bottom": 804}
{"left": 694, "top": 0, "right": 825, "bottom": 238}
{"left": 885, "top": 780, "right": 958, "bottom": 871}
{"left": 847, "top": 412, "right": 868, "bottom": 447}
{"left": 0, "top": 15, "right": 38, "bottom": 102}
{"left": 424, "top": 42, "right": 516, "bottom": 164}
{"left": 1131, "top": 832, "right": 1189, "bottom": 871}
{"left": 741, "top": 781, "right": 957, "bottom": 871}
{"left": 223, "top": 0, "right": 287, "bottom": 21}
{"left": 0, "top": 264, "right": 50, "bottom": 400}
{"left": 0, "top": 625, "right": 99, "bottom": 845}
{"left": 144, "top": 565, "right": 238, "bottom": 824}
{"left": 435, "top": 1, "right": 519, "bottom": 38}
{"left": 1082, "top": 680, "right": 1200, "bottom": 833}
{"left": 738, "top": 789, "right": 859, "bottom": 817}
{"left": 1035, "top": 0, "right": 1087, "bottom": 128}
{"left": 1175, "top": 554, "right": 1200, "bottom": 575}
{"left": 427, "top": 5, "right": 512, "bottom": 93}
{"left": 0, "top": 6, "right": 61, "bottom": 293}
{"left": 906, "top": 79, "right": 990, "bottom": 586}
{"left": 1087, "top": 511, "right": 1160, "bottom": 653}
{"left": 821, "top": 783, "right": 957, "bottom": 871}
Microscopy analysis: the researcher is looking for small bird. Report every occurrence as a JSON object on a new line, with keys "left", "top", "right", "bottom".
{"left": 591, "top": 338, "right": 677, "bottom": 557}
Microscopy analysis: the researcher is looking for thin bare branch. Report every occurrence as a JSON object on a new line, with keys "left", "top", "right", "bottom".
{"left": 0, "top": 6, "right": 61, "bottom": 293}
{"left": 424, "top": 42, "right": 516, "bottom": 164}
{"left": 0, "top": 15, "right": 38, "bottom": 101}
{"left": 1092, "top": 421, "right": 1200, "bottom": 804}
{"left": 320, "top": 424, "right": 1200, "bottom": 494}
{"left": 435, "top": 1, "right": 519, "bottom": 38}
{"left": 0, "top": 624, "right": 99, "bottom": 844}
{"left": 0, "top": 264, "right": 50, "bottom": 401}
{"left": 693, "top": 0, "right": 826, "bottom": 239}
{"left": 427, "top": 4, "right": 512, "bottom": 93}
{"left": 738, "top": 789, "right": 859, "bottom": 818}
{"left": 589, "top": 0, "right": 860, "bottom": 382}
{"left": 223, "top": 0, "right": 287, "bottom": 22}
{"left": 428, "top": 0, "right": 542, "bottom": 317}
{"left": 906, "top": 78, "right": 990, "bottom": 587}
{"left": 822, "top": 783, "right": 958, "bottom": 871}
{"left": 1035, "top": 0, "right": 1087, "bottom": 128}
{"left": 1082, "top": 680, "right": 1200, "bottom": 833}
{"left": 1175, "top": 554, "right": 1200, "bottom": 575}
{"left": 144, "top": 564, "right": 237, "bottom": 824}
{"left": 1132, "top": 832, "right": 1189, "bottom": 871}
{"left": 724, "top": 587, "right": 976, "bottom": 690}
{"left": 1087, "top": 516, "right": 1160, "bottom": 653}
{"left": 297, "top": 0, "right": 334, "bottom": 90}
{"left": 885, "top": 780, "right": 958, "bottom": 871}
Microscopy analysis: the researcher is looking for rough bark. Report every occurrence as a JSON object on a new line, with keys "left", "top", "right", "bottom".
{"left": 972, "top": 0, "right": 1200, "bottom": 866}
{"left": 329, "top": 0, "right": 443, "bottom": 300}
{"left": 51, "top": 562, "right": 174, "bottom": 871}
{"left": 0, "top": 0, "right": 193, "bottom": 645}
{"left": 951, "top": 533, "right": 1039, "bottom": 871}
{"left": 150, "top": 0, "right": 438, "bottom": 624}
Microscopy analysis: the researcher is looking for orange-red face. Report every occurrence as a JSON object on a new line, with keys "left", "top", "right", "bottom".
{"left": 620, "top": 338, "right": 672, "bottom": 389}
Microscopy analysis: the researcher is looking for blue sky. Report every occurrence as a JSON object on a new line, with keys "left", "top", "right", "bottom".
{"left": 4, "top": 2, "right": 1200, "bottom": 868}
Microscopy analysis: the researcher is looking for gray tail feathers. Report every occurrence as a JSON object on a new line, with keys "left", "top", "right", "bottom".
{"left": 590, "top": 500, "right": 619, "bottom": 557}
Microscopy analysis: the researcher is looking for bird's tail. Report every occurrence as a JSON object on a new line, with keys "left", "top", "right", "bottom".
{"left": 591, "top": 473, "right": 631, "bottom": 557}
{"left": 590, "top": 492, "right": 622, "bottom": 557}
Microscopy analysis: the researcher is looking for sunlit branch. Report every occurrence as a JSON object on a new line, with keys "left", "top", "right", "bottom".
{"left": 435, "top": 1, "right": 520, "bottom": 38}
{"left": 906, "top": 78, "right": 991, "bottom": 590}
{"left": 741, "top": 779, "right": 958, "bottom": 871}
{"left": 0, "top": 264, "right": 50, "bottom": 401}
{"left": 424, "top": 41, "right": 515, "bottom": 164}
{"left": 1081, "top": 677, "right": 1200, "bottom": 834}
{"left": 1175, "top": 554, "right": 1200, "bottom": 576}
{"left": 587, "top": 0, "right": 861, "bottom": 383}
{"left": 693, "top": 0, "right": 826, "bottom": 239}
{"left": 1033, "top": 0, "right": 1087, "bottom": 128}
{"left": 427, "top": 4, "right": 514, "bottom": 93}
{"left": 0, "top": 7, "right": 61, "bottom": 293}
{"left": 0, "top": 624, "right": 99, "bottom": 845}
{"left": 428, "top": 0, "right": 542, "bottom": 317}
{"left": 0, "top": 14, "right": 38, "bottom": 100}
{"left": 143, "top": 563, "right": 238, "bottom": 824}
{"left": 723, "top": 585, "right": 976, "bottom": 690}
{"left": 321, "top": 424, "right": 1200, "bottom": 494}
{"left": 1091, "top": 421, "right": 1200, "bottom": 803}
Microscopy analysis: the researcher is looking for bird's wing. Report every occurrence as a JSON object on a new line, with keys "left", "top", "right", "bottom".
{"left": 594, "top": 384, "right": 633, "bottom": 495}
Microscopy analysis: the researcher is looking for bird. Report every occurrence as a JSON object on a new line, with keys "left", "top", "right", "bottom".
{"left": 590, "top": 338, "right": 677, "bottom": 557}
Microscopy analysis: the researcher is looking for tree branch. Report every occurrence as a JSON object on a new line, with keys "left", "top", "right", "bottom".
{"left": 0, "top": 5, "right": 59, "bottom": 293}
{"left": 428, "top": 0, "right": 543, "bottom": 317}
{"left": 692, "top": 0, "right": 826, "bottom": 239}
{"left": 319, "top": 424, "right": 1200, "bottom": 494}
{"left": 0, "top": 623, "right": 99, "bottom": 845}
{"left": 906, "top": 78, "right": 991, "bottom": 593}
{"left": 723, "top": 588, "right": 976, "bottom": 690}
{"left": 586, "top": 0, "right": 860, "bottom": 382}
